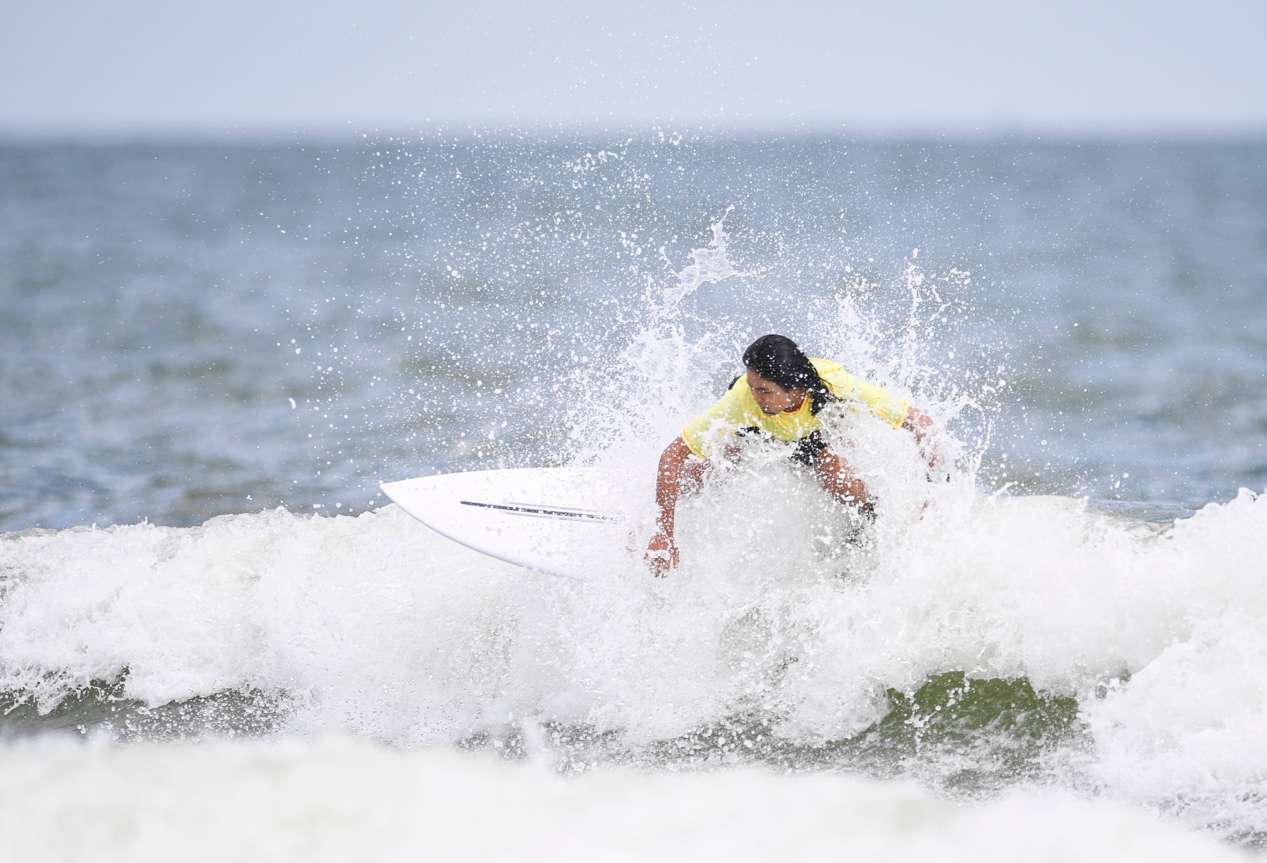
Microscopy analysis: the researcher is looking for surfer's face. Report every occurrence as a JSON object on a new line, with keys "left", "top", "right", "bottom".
{"left": 746, "top": 369, "right": 806, "bottom": 415}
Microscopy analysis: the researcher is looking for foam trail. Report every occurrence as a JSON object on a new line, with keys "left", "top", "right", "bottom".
{"left": 0, "top": 736, "right": 1250, "bottom": 863}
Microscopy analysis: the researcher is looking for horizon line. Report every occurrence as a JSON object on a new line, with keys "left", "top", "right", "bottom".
{"left": 3, "top": 118, "right": 1266, "bottom": 147}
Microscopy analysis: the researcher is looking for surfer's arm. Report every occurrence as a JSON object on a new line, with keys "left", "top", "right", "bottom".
{"left": 820, "top": 365, "right": 913, "bottom": 431}
{"left": 902, "top": 406, "right": 944, "bottom": 472}
{"left": 820, "top": 365, "right": 940, "bottom": 469}
{"left": 646, "top": 437, "right": 707, "bottom": 576}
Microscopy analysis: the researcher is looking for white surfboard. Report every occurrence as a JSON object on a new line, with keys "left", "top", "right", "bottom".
{"left": 380, "top": 467, "right": 639, "bottom": 578}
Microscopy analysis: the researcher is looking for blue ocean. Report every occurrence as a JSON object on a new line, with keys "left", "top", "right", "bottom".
{"left": 1, "top": 134, "right": 1264, "bottom": 859}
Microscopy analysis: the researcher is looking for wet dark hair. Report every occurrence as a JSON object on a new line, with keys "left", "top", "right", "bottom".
{"left": 742, "top": 334, "right": 834, "bottom": 414}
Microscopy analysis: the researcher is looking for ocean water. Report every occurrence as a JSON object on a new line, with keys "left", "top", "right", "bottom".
{"left": 1, "top": 133, "right": 1265, "bottom": 858}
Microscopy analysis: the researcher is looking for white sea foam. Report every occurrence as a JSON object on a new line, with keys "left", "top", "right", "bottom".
{"left": 0, "top": 735, "right": 1252, "bottom": 863}
{"left": 2, "top": 484, "right": 1265, "bottom": 834}
{"left": 2, "top": 218, "right": 1264, "bottom": 847}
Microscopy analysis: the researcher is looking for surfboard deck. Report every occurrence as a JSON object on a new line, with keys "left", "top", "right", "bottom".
{"left": 380, "top": 467, "right": 638, "bottom": 578}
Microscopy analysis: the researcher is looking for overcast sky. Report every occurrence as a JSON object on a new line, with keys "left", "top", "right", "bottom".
{"left": 2, "top": 0, "right": 1264, "bottom": 136}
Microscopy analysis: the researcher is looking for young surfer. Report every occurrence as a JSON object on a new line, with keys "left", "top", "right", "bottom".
{"left": 646, "top": 334, "right": 940, "bottom": 576}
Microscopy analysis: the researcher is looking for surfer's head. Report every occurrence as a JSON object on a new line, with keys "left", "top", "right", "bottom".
{"left": 743, "top": 334, "right": 832, "bottom": 415}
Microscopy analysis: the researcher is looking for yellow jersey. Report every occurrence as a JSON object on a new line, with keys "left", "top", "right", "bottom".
{"left": 680, "top": 358, "right": 909, "bottom": 459}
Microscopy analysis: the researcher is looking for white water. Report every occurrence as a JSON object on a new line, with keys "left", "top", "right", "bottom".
{"left": 3, "top": 454, "right": 1264, "bottom": 837}
{"left": 2, "top": 220, "right": 1265, "bottom": 854}
{"left": 0, "top": 736, "right": 1253, "bottom": 862}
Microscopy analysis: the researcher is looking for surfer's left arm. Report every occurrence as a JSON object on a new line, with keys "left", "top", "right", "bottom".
{"left": 902, "top": 407, "right": 944, "bottom": 472}
{"left": 822, "top": 365, "right": 944, "bottom": 473}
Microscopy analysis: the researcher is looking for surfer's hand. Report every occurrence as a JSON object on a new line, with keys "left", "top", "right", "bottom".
{"left": 903, "top": 408, "right": 944, "bottom": 474}
{"left": 924, "top": 452, "right": 951, "bottom": 484}
{"left": 645, "top": 531, "right": 679, "bottom": 577}
{"left": 925, "top": 447, "right": 941, "bottom": 471}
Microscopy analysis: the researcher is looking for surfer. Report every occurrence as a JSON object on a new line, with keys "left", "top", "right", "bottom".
{"left": 646, "top": 334, "right": 940, "bottom": 576}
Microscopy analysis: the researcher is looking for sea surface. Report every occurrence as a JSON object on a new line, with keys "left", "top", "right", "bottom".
{"left": 1, "top": 133, "right": 1265, "bottom": 859}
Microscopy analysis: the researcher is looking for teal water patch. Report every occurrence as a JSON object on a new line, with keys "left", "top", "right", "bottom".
{"left": 850, "top": 672, "right": 1083, "bottom": 791}
{"left": 458, "top": 671, "right": 1084, "bottom": 794}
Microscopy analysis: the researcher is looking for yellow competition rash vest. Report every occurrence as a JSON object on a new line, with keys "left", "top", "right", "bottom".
{"left": 680, "top": 358, "right": 909, "bottom": 459}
